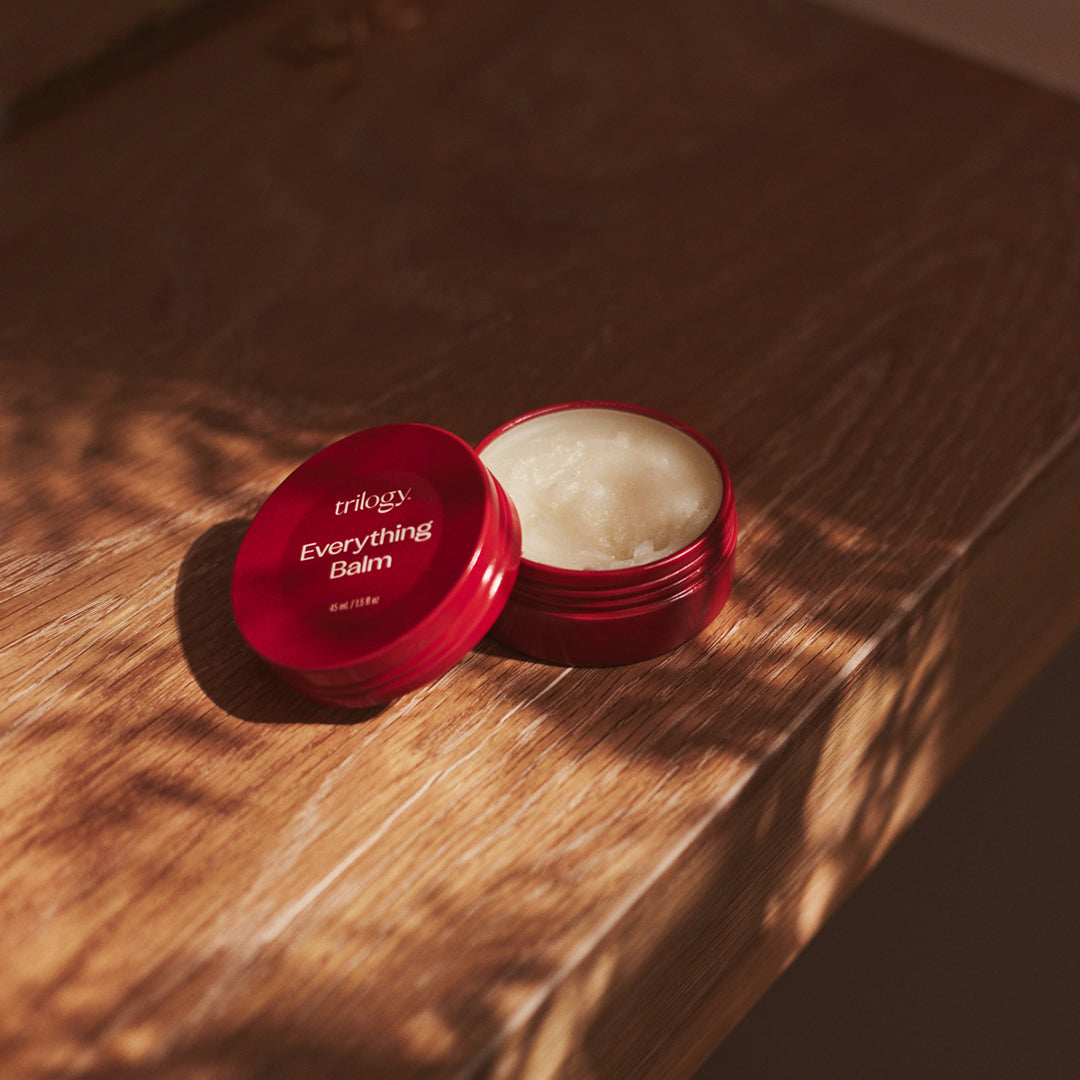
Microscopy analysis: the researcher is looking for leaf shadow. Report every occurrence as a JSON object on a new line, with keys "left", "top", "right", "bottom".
{"left": 174, "top": 519, "right": 385, "bottom": 725}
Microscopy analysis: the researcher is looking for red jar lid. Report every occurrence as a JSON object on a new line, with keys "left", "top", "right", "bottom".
{"left": 232, "top": 424, "right": 521, "bottom": 707}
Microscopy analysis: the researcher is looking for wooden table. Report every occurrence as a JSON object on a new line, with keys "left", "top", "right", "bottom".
{"left": 3, "top": 2, "right": 1079, "bottom": 1077}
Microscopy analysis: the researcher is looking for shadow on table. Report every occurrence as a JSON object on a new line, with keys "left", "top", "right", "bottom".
{"left": 175, "top": 519, "right": 385, "bottom": 725}
{"left": 453, "top": 466, "right": 1074, "bottom": 1077}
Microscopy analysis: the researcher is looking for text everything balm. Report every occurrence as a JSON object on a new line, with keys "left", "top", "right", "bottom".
{"left": 479, "top": 407, "right": 723, "bottom": 570}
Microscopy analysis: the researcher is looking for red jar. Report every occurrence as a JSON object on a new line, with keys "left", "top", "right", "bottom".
{"left": 476, "top": 402, "right": 737, "bottom": 666}
{"left": 232, "top": 403, "right": 736, "bottom": 706}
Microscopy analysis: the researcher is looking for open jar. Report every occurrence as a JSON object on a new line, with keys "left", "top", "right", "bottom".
{"left": 231, "top": 401, "right": 737, "bottom": 706}
{"left": 477, "top": 402, "right": 737, "bottom": 666}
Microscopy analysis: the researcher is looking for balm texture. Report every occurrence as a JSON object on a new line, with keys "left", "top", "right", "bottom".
{"left": 479, "top": 408, "right": 722, "bottom": 570}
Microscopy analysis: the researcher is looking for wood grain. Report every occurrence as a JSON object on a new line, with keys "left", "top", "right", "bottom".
{"left": 2, "top": 1, "right": 1079, "bottom": 1077}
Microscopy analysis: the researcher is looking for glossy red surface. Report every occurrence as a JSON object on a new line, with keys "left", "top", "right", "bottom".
{"left": 232, "top": 424, "right": 521, "bottom": 707}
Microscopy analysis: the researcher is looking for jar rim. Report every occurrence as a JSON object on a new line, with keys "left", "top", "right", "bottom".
{"left": 477, "top": 400, "right": 735, "bottom": 583}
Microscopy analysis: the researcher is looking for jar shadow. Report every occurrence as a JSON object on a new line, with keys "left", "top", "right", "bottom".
{"left": 174, "top": 519, "right": 385, "bottom": 725}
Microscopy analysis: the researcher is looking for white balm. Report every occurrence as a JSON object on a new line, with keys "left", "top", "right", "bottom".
{"left": 479, "top": 407, "right": 723, "bottom": 570}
